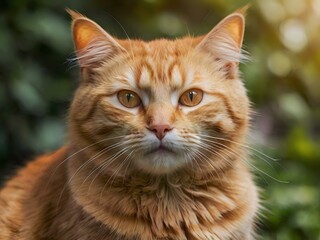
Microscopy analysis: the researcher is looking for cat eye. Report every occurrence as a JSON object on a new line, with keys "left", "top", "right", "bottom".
{"left": 179, "top": 89, "right": 203, "bottom": 107}
{"left": 117, "top": 90, "right": 141, "bottom": 108}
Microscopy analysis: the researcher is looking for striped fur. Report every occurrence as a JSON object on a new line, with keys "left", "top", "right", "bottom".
{"left": 0, "top": 8, "right": 259, "bottom": 240}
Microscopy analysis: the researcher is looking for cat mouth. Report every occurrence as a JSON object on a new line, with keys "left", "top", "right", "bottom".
{"left": 147, "top": 144, "right": 174, "bottom": 155}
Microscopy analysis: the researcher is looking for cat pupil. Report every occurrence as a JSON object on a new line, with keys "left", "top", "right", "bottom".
{"left": 189, "top": 91, "right": 194, "bottom": 101}
{"left": 126, "top": 93, "right": 132, "bottom": 102}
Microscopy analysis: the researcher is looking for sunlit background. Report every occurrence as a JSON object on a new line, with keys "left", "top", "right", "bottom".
{"left": 0, "top": 0, "right": 319, "bottom": 239}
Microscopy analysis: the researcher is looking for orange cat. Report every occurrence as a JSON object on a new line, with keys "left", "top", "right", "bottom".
{"left": 0, "top": 7, "right": 259, "bottom": 240}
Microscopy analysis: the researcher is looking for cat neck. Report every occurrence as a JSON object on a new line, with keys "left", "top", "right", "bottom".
{"left": 66, "top": 147, "right": 255, "bottom": 239}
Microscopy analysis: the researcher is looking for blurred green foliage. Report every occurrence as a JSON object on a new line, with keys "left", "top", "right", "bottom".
{"left": 0, "top": 0, "right": 319, "bottom": 239}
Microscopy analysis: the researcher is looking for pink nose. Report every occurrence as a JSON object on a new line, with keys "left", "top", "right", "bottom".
{"left": 148, "top": 124, "right": 173, "bottom": 140}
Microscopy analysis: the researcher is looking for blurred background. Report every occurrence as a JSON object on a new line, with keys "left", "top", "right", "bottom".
{"left": 0, "top": 0, "right": 319, "bottom": 239}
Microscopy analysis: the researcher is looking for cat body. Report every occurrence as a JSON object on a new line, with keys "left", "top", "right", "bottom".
{"left": 0, "top": 8, "right": 259, "bottom": 240}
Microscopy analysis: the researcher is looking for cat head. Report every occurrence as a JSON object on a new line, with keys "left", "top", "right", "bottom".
{"left": 68, "top": 8, "right": 250, "bottom": 176}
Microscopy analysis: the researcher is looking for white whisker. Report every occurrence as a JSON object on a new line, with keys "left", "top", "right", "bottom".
{"left": 193, "top": 136, "right": 288, "bottom": 184}
{"left": 99, "top": 149, "right": 136, "bottom": 202}
{"left": 87, "top": 144, "right": 136, "bottom": 191}
{"left": 56, "top": 140, "right": 126, "bottom": 208}
{"left": 197, "top": 133, "right": 279, "bottom": 162}
{"left": 46, "top": 135, "right": 125, "bottom": 190}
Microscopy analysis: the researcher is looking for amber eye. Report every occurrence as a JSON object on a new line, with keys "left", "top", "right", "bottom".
{"left": 179, "top": 89, "right": 203, "bottom": 107}
{"left": 117, "top": 90, "right": 141, "bottom": 108}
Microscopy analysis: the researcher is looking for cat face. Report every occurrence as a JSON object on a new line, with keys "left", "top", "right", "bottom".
{"left": 68, "top": 10, "right": 250, "bottom": 175}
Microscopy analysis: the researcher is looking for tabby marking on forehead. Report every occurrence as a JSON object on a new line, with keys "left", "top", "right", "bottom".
{"left": 138, "top": 66, "right": 151, "bottom": 88}
{"left": 125, "top": 67, "right": 137, "bottom": 88}
{"left": 170, "top": 63, "right": 184, "bottom": 87}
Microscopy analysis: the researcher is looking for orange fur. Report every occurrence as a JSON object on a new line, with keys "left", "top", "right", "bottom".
{"left": 0, "top": 8, "right": 259, "bottom": 240}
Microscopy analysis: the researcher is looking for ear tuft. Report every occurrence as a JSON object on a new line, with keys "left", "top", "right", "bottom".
{"left": 66, "top": 8, "right": 85, "bottom": 20}
{"left": 235, "top": 4, "right": 250, "bottom": 16}
{"left": 197, "top": 13, "right": 247, "bottom": 63}
{"left": 68, "top": 10, "right": 126, "bottom": 68}
{"left": 196, "top": 7, "right": 249, "bottom": 78}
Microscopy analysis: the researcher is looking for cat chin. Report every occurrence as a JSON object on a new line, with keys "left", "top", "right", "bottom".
{"left": 135, "top": 152, "right": 187, "bottom": 174}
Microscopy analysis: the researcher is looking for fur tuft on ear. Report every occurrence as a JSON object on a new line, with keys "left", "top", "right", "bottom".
{"left": 66, "top": 8, "right": 85, "bottom": 20}
{"left": 235, "top": 4, "right": 250, "bottom": 16}
{"left": 196, "top": 7, "right": 249, "bottom": 78}
{"left": 67, "top": 9, "right": 126, "bottom": 68}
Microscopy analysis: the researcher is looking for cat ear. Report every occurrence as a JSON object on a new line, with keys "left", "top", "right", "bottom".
{"left": 67, "top": 9, "right": 126, "bottom": 68}
{"left": 196, "top": 6, "right": 248, "bottom": 78}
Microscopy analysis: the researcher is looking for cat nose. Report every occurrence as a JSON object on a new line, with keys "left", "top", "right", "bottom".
{"left": 148, "top": 124, "right": 173, "bottom": 140}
